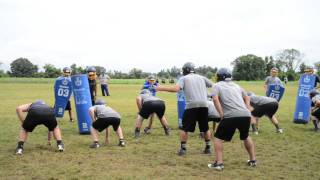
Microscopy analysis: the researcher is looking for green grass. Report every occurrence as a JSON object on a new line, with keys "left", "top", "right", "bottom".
{"left": 0, "top": 79, "right": 319, "bottom": 179}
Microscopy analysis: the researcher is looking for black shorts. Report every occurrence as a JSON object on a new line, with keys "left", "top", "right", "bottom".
{"left": 208, "top": 117, "right": 221, "bottom": 123}
{"left": 22, "top": 109, "right": 57, "bottom": 132}
{"left": 311, "top": 108, "right": 320, "bottom": 119}
{"left": 139, "top": 101, "right": 165, "bottom": 119}
{"left": 182, "top": 107, "right": 209, "bottom": 132}
{"left": 251, "top": 102, "right": 278, "bottom": 118}
{"left": 92, "top": 117, "right": 120, "bottom": 132}
{"left": 65, "top": 101, "right": 71, "bottom": 110}
{"left": 214, "top": 117, "right": 251, "bottom": 141}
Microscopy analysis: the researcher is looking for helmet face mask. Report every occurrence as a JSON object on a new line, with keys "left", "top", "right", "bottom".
{"left": 87, "top": 66, "right": 97, "bottom": 80}
{"left": 216, "top": 68, "right": 232, "bottom": 82}
{"left": 182, "top": 62, "right": 195, "bottom": 76}
{"left": 63, "top": 67, "right": 71, "bottom": 76}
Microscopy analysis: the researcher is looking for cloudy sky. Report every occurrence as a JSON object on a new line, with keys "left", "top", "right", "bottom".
{"left": 0, "top": 0, "right": 319, "bottom": 72}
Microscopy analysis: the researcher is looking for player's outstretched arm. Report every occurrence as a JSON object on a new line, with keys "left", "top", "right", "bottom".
{"left": 16, "top": 103, "right": 31, "bottom": 123}
{"left": 157, "top": 85, "right": 180, "bottom": 92}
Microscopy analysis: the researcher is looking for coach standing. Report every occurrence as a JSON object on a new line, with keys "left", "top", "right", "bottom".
{"left": 264, "top": 67, "right": 283, "bottom": 95}
{"left": 157, "top": 62, "right": 213, "bottom": 156}
{"left": 87, "top": 66, "right": 97, "bottom": 105}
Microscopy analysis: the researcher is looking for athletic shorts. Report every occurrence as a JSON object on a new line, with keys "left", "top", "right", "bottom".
{"left": 311, "top": 108, "right": 320, "bottom": 119}
{"left": 208, "top": 117, "right": 221, "bottom": 123}
{"left": 139, "top": 100, "right": 165, "bottom": 119}
{"left": 251, "top": 102, "right": 278, "bottom": 118}
{"left": 92, "top": 117, "right": 120, "bottom": 132}
{"left": 214, "top": 116, "right": 251, "bottom": 141}
{"left": 65, "top": 101, "right": 71, "bottom": 110}
{"left": 22, "top": 108, "right": 57, "bottom": 132}
{"left": 182, "top": 107, "right": 209, "bottom": 133}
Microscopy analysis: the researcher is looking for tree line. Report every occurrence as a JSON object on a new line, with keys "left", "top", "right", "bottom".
{"left": 0, "top": 59, "right": 217, "bottom": 79}
{"left": 0, "top": 49, "right": 319, "bottom": 80}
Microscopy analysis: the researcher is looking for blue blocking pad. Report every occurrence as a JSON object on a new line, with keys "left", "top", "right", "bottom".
{"left": 294, "top": 74, "right": 316, "bottom": 124}
{"left": 71, "top": 74, "right": 92, "bottom": 134}
{"left": 267, "top": 84, "right": 285, "bottom": 102}
{"left": 54, "top": 76, "right": 72, "bottom": 118}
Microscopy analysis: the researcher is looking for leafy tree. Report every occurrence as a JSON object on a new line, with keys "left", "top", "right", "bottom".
{"left": 167, "top": 66, "right": 181, "bottom": 78}
{"left": 231, "top": 54, "right": 266, "bottom": 81}
{"left": 157, "top": 69, "right": 170, "bottom": 79}
{"left": 299, "top": 62, "right": 307, "bottom": 74}
{"left": 43, "top": 64, "right": 61, "bottom": 78}
{"left": 314, "top": 61, "right": 320, "bottom": 76}
{"left": 275, "top": 49, "right": 303, "bottom": 72}
{"left": 10, "top": 58, "right": 38, "bottom": 77}
{"left": 129, "top": 68, "right": 143, "bottom": 79}
{"left": 112, "top": 70, "right": 129, "bottom": 79}
{"left": 93, "top": 66, "right": 106, "bottom": 76}
{"left": 195, "top": 65, "right": 217, "bottom": 79}
{"left": 265, "top": 56, "right": 276, "bottom": 76}
{"left": 70, "top": 63, "right": 85, "bottom": 75}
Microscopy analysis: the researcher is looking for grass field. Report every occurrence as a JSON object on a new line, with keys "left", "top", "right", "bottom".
{"left": 0, "top": 78, "right": 319, "bottom": 180}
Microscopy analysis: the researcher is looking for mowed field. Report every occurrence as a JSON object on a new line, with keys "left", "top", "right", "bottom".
{"left": 0, "top": 78, "right": 319, "bottom": 180}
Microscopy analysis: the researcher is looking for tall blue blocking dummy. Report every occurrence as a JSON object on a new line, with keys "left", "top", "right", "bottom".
{"left": 266, "top": 84, "right": 285, "bottom": 102}
{"left": 177, "top": 89, "right": 186, "bottom": 128}
{"left": 177, "top": 76, "right": 186, "bottom": 128}
{"left": 54, "top": 76, "right": 72, "bottom": 117}
{"left": 294, "top": 74, "right": 316, "bottom": 124}
{"left": 71, "top": 74, "right": 92, "bottom": 134}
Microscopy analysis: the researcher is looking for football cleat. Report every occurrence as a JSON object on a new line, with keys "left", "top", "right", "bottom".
{"left": 247, "top": 160, "right": 257, "bottom": 167}
{"left": 15, "top": 147, "right": 23, "bottom": 155}
{"left": 57, "top": 143, "right": 64, "bottom": 152}
{"left": 208, "top": 162, "right": 224, "bottom": 171}
{"left": 89, "top": 142, "right": 100, "bottom": 149}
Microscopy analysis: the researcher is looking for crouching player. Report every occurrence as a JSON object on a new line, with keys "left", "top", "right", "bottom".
{"left": 88, "top": 99, "right": 125, "bottom": 148}
{"left": 15, "top": 100, "right": 64, "bottom": 155}
{"left": 310, "top": 89, "right": 320, "bottom": 132}
{"left": 208, "top": 68, "right": 256, "bottom": 170}
{"left": 134, "top": 89, "right": 171, "bottom": 138}
{"left": 200, "top": 98, "right": 220, "bottom": 138}
{"left": 247, "top": 92, "right": 283, "bottom": 134}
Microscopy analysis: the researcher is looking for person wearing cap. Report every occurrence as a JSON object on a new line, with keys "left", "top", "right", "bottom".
{"left": 157, "top": 62, "right": 213, "bottom": 156}
{"left": 56, "top": 67, "right": 74, "bottom": 122}
{"left": 264, "top": 67, "right": 283, "bottom": 95}
{"left": 99, "top": 72, "right": 111, "bottom": 96}
{"left": 208, "top": 67, "right": 256, "bottom": 171}
{"left": 303, "top": 66, "right": 320, "bottom": 88}
{"left": 141, "top": 75, "right": 159, "bottom": 134}
{"left": 247, "top": 92, "right": 283, "bottom": 134}
{"left": 15, "top": 100, "right": 65, "bottom": 155}
{"left": 142, "top": 75, "right": 158, "bottom": 96}
{"left": 303, "top": 66, "right": 320, "bottom": 131}
{"left": 88, "top": 99, "right": 125, "bottom": 148}
{"left": 134, "top": 89, "right": 171, "bottom": 138}
{"left": 87, "top": 66, "right": 97, "bottom": 105}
